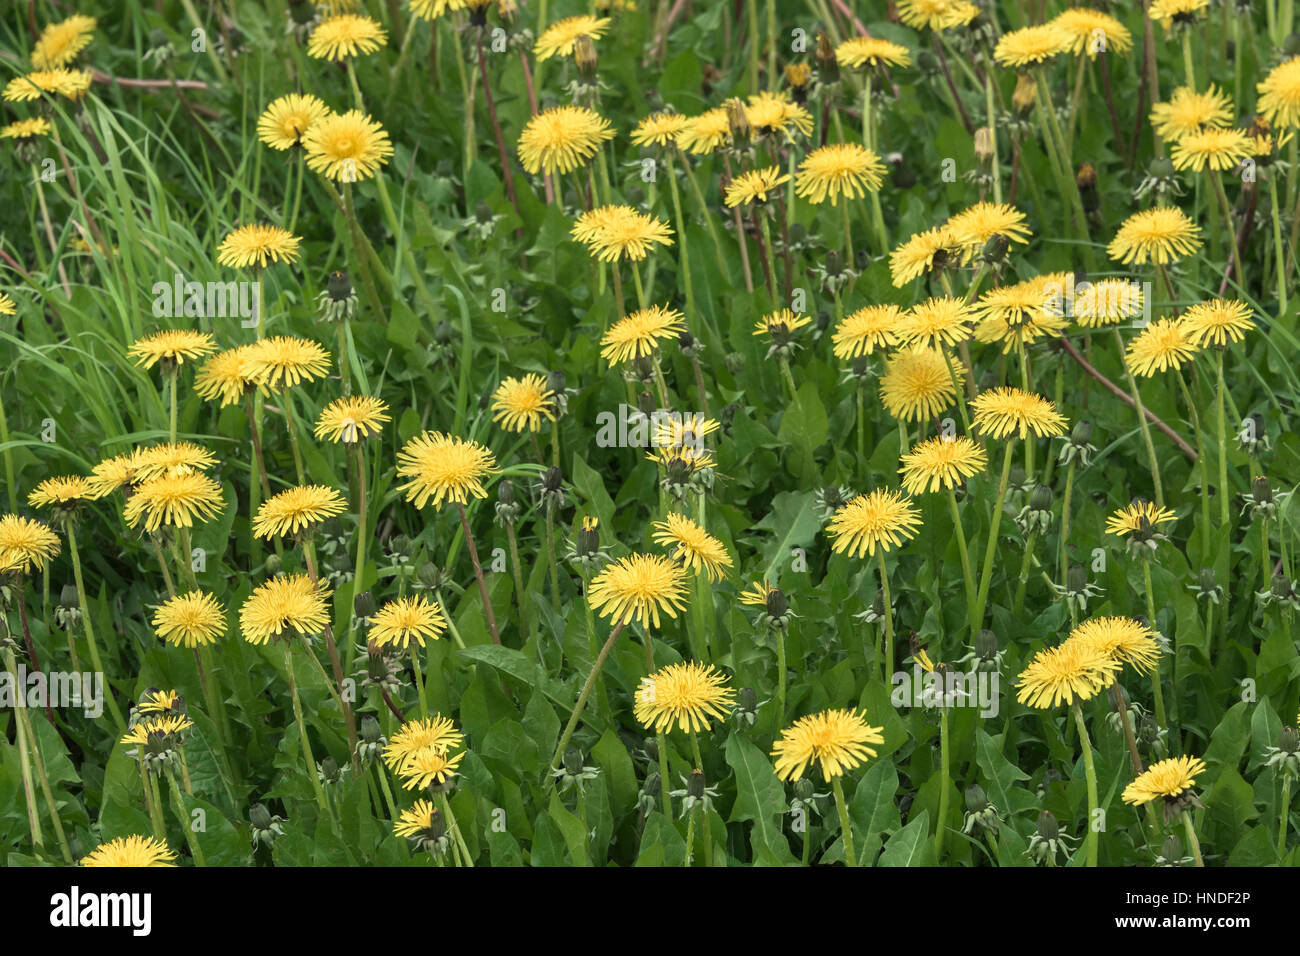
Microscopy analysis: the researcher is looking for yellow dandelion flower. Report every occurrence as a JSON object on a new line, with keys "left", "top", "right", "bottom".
{"left": 124, "top": 472, "right": 224, "bottom": 533}
{"left": 253, "top": 485, "right": 347, "bottom": 539}
{"left": 534, "top": 15, "right": 611, "bottom": 60}
{"left": 652, "top": 412, "right": 720, "bottom": 452}
{"left": 491, "top": 374, "right": 555, "bottom": 433}
{"left": 194, "top": 345, "right": 259, "bottom": 407}
{"left": 771, "top": 708, "right": 884, "bottom": 782}
{"left": 571, "top": 204, "right": 673, "bottom": 262}
{"left": 31, "top": 15, "right": 97, "bottom": 69}
{"left": 0, "top": 515, "right": 61, "bottom": 574}
{"left": 651, "top": 512, "right": 732, "bottom": 581}
{"left": 945, "top": 201, "right": 1033, "bottom": 256}
{"left": 971, "top": 387, "right": 1068, "bottom": 440}
{"left": 724, "top": 165, "right": 791, "bottom": 207}
{"left": 217, "top": 224, "right": 301, "bottom": 269}
{"left": 754, "top": 309, "right": 813, "bottom": 338}
{"left": 517, "top": 104, "right": 615, "bottom": 175}
{"left": 1052, "top": 8, "right": 1133, "bottom": 58}
{"left": 794, "top": 142, "right": 886, "bottom": 205}
{"left": 835, "top": 36, "right": 912, "bottom": 69}
{"left": 393, "top": 799, "right": 439, "bottom": 838}
{"left": 745, "top": 91, "right": 813, "bottom": 138}
{"left": 889, "top": 225, "right": 963, "bottom": 286}
{"left": 370, "top": 595, "right": 446, "bottom": 650}
{"left": 303, "top": 110, "right": 394, "bottom": 181}
{"left": 395, "top": 431, "right": 498, "bottom": 509}
{"left": 3, "top": 69, "right": 93, "bottom": 102}
{"left": 993, "top": 24, "right": 1069, "bottom": 68}
{"left": 81, "top": 835, "right": 176, "bottom": 867}
{"left": 1015, "top": 639, "right": 1121, "bottom": 708}
{"left": 307, "top": 14, "right": 387, "bottom": 60}
{"left": 153, "top": 591, "right": 227, "bottom": 648}
{"left": 87, "top": 450, "right": 150, "bottom": 498}
{"left": 1170, "top": 126, "right": 1252, "bottom": 172}
{"left": 257, "top": 93, "right": 329, "bottom": 150}
{"left": 899, "top": 435, "right": 988, "bottom": 494}
{"left": 382, "top": 715, "right": 464, "bottom": 772}
{"left": 897, "top": 296, "right": 973, "bottom": 349}
{"left": 28, "top": 476, "right": 92, "bottom": 510}
{"left": 600, "top": 305, "right": 685, "bottom": 364}
{"left": 826, "top": 489, "right": 922, "bottom": 558}
{"left": 897, "top": 0, "right": 979, "bottom": 31}
{"left": 315, "top": 394, "right": 391, "bottom": 443}
{"left": 1149, "top": 0, "right": 1209, "bottom": 31}
{"left": 973, "top": 277, "right": 1069, "bottom": 354}
{"left": 1108, "top": 207, "right": 1203, "bottom": 266}
{"left": 397, "top": 747, "right": 466, "bottom": 789}
{"left": 880, "top": 346, "right": 961, "bottom": 422}
{"left": 1259, "top": 56, "right": 1300, "bottom": 129}
{"left": 1150, "top": 85, "right": 1233, "bottom": 140}
{"left": 243, "top": 336, "right": 330, "bottom": 390}
{"left": 832, "top": 304, "right": 902, "bottom": 358}
{"left": 1067, "top": 616, "right": 1162, "bottom": 675}
{"left": 1180, "top": 297, "right": 1254, "bottom": 347}
{"left": 1106, "top": 500, "right": 1178, "bottom": 536}
{"left": 1072, "top": 278, "right": 1144, "bottom": 327}
{"left": 678, "top": 108, "right": 732, "bottom": 155}
{"left": 586, "top": 552, "right": 689, "bottom": 628}
{"left": 138, "top": 689, "right": 182, "bottom": 714}
{"left": 127, "top": 330, "right": 216, "bottom": 370}
{"left": 1122, "top": 755, "right": 1207, "bottom": 805}
{"left": 1125, "top": 318, "right": 1199, "bottom": 376}
{"left": 1, "top": 118, "right": 52, "bottom": 144}
{"left": 0, "top": 292, "right": 15, "bottom": 315}
{"left": 409, "top": 0, "right": 468, "bottom": 20}
{"left": 635, "top": 661, "right": 737, "bottom": 733}
{"left": 239, "top": 573, "right": 332, "bottom": 644}
{"left": 120, "top": 714, "right": 194, "bottom": 747}
{"left": 630, "top": 111, "right": 688, "bottom": 148}
{"left": 132, "top": 442, "right": 217, "bottom": 481}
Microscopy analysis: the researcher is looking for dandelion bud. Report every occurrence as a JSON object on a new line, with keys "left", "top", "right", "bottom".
{"left": 1278, "top": 726, "right": 1300, "bottom": 755}
{"left": 1067, "top": 564, "right": 1088, "bottom": 595}
{"left": 327, "top": 270, "right": 353, "bottom": 302}
{"left": 1198, "top": 568, "right": 1217, "bottom": 593}
{"left": 563, "top": 747, "right": 584, "bottom": 776}
{"left": 250, "top": 802, "right": 273, "bottom": 830}
{"left": 497, "top": 479, "right": 516, "bottom": 508}
{"left": 643, "top": 737, "right": 659, "bottom": 762}
{"left": 320, "top": 756, "right": 341, "bottom": 784}
{"left": 975, "top": 628, "right": 998, "bottom": 662}
{"left": 1271, "top": 572, "right": 1291, "bottom": 599}
{"left": 1012, "top": 73, "right": 1036, "bottom": 113}
{"left": 1148, "top": 155, "right": 1176, "bottom": 180}
{"left": 434, "top": 319, "right": 454, "bottom": 346}
{"left": 965, "top": 784, "right": 989, "bottom": 813}
{"left": 785, "top": 62, "right": 813, "bottom": 103}
{"left": 417, "top": 562, "right": 441, "bottom": 589}
{"left": 361, "top": 715, "right": 383, "bottom": 743}
{"left": 724, "top": 352, "right": 745, "bottom": 375}
{"left": 354, "top": 590, "right": 376, "bottom": 619}
{"left": 541, "top": 466, "right": 563, "bottom": 495}
{"left": 738, "top": 686, "right": 757, "bottom": 713}
{"left": 1076, "top": 162, "right": 1097, "bottom": 190}
{"left": 981, "top": 234, "right": 1010, "bottom": 266}
{"left": 1252, "top": 475, "right": 1273, "bottom": 505}
{"left": 643, "top": 770, "right": 661, "bottom": 796}
{"left": 1138, "top": 714, "right": 1160, "bottom": 745}
{"left": 974, "top": 126, "right": 994, "bottom": 163}
{"left": 547, "top": 369, "right": 567, "bottom": 395}
{"left": 916, "top": 49, "right": 939, "bottom": 78}
{"left": 1030, "top": 484, "right": 1054, "bottom": 512}
{"left": 637, "top": 389, "right": 657, "bottom": 417}
{"left": 1036, "top": 810, "right": 1059, "bottom": 841}
{"left": 264, "top": 552, "right": 282, "bottom": 575}
{"left": 725, "top": 96, "right": 751, "bottom": 146}
{"left": 794, "top": 777, "right": 815, "bottom": 801}
{"left": 576, "top": 516, "right": 601, "bottom": 556}
{"left": 815, "top": 32, "right": 839, "bottom": 84}
{"left": 59, "top": 584, "right": 80, "bottom": 611}
{"left": 765, "top": 586, "right": 788, "bottom": 620}
{"left": 688, "top": 769, "right": 707, "bottom": 799}
{"left": 574, "top": 34, "right": 598, "bottom": 80}
{"left": 1160, "top": 833, "right": 1183, "bottom": 863}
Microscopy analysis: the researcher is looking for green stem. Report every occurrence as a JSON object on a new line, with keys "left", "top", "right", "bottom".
{"left": 1071, "top": 700, "right": 1099, "bottom": 867}
{"left": 65, "top": 522, "right": 126, "bottom": 731}
{"left": 831, "top": 776, "right": 856, "bottom": 866}
{"left": 1114, "top": 328, "right": 1164, "bottom": 507}
{"left": 935, "top": 707, "right": 950, "bottom": 861}
{"left": 1183, "top": 808, "right": 1205, "bottom": 866}
{"left": 946, "top": 487, "right": 977, "bottom": 632}
{"left": 973, "top": 442, "right": 1016, "bottom": 635}
{"left": 876, "top": 549, "right": 895, "bottom": 679}
{"left": 547, "top": 621, "right": 626, "bottom": 777}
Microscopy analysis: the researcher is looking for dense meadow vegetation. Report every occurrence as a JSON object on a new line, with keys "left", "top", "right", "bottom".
{"left": 1, "top": 0, "right": 1299, "bottom": 869}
